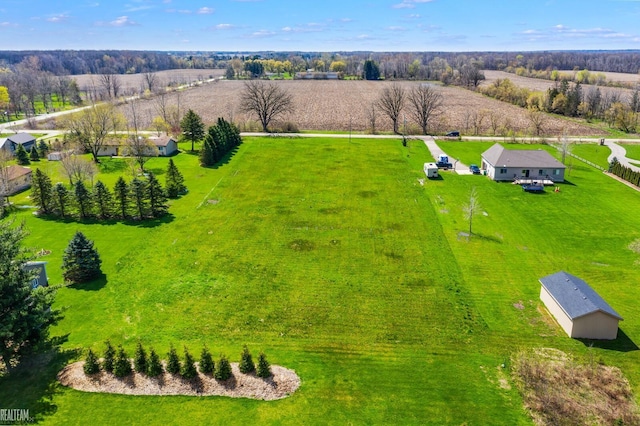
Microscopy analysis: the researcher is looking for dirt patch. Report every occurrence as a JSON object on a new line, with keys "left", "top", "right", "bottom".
{"left": 289, "top": 239, "right": 315, "bottom": 251}
{"left": 58, "top": 362, "right": 300, "bottom": 401}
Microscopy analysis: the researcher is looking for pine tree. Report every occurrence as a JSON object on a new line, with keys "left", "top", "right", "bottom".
{"left": 166, "top": 345, "right": 181, "bottom": 374}
{"left": 103, "top": 340, "right": 115, "bottom": 373}
{"left": 37, "top": 140, "right": 49, "bottom": 157}
{"left": 133, "top": 342, "right": 147, "bottom": 374}
{"left": 0, "top": 220, "right": 59, "bottom": 371}
{"left": 146, "top": 172, "right": 168, "bottom": 218}
{"left": 239, "top": 345, "right": 255, "bottom": 374}
{"left": 74, "top": 180, "right": 93, "bottom": 219}
{"left": 181, "top": 347, "right": 198, "bottom": 379}
{"left": 129, "top": 177, "right": 147, "bottom": 220}
{"left": 147, "top": 347, "right": 163, "bottom": 377}
{"left": 199, "top": 346, "right": 214, "bottom": 375}
{"left": 31, "top": 169, "right": 53, "bottom": 214}
{"left": 199, "top": 135, "right": 216, "bottom": 167}
{"left": 113, "top": 177, "right": 129, "bottom": 219}
{"left": 165, "top": 158, "right": 186, "bottom": 198}
{"left": 113, "top": 345, "right": 132, "bottom": 377}
{"left": 256, "top": 352, "right": 272, "bottom": 378}
{"left": 180, "top": 109, "right": 205, "bottom": 152}
{"left": 14, "top": 144, "right": 30, "bottom": 165}
{"left": 83, "top": 348, "right": 100, "bottom": 375}
{"left": 29, "top": 146, "right": 40, "bottom": 162}
{"left": 53, "top": 182, "right": 71, "bottom": 218}
{"left": 93, "top": 180, "right": 113, "bottom": 219}
{"left": 215, "top": 355, "right": 232, "bottom": 381}
{"left": 62, "top": 231, "right": 102, "bottom": 283}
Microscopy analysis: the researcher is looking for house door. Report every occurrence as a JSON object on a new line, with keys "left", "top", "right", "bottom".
{"left": 523, "top": 169, "right": 530, "bottom": 178}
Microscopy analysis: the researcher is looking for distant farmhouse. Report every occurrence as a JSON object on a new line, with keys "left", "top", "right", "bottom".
{"left": 2, "top": 165, "right": 32, "bottom": 195}
{"left": 0, "top": 133, "right": 36, "bottom": 155}
{"left": 481, "top": 143, "right": 566, "bottom": 182}
{"left": 294, "top": 71, "right": 340, "bottom": 80}
{"left": 97, "top": 136, "right": 178, "bottom": 157}
{"left": 539, "top": 271, "right": 622, "bottom": 340}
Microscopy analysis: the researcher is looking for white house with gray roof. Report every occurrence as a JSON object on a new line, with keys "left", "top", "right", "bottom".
{"left": 539, "top": 271, "right": 622, "bottom": 340}
{"left": 481, "top": 143, "right": 566, "bottom": 182}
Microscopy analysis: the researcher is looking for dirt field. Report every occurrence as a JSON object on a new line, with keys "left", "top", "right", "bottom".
{"left": 118, "top": 78, "right": 601, "bottom": 137}
{"left": 72, "top": 69, "right": 225, "bottom": 93}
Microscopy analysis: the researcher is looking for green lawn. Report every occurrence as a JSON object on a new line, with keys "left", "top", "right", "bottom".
{"left": 622, "top": 143, "right": 640, "bottom": 161}
{"left": 3, "top": 137, "right": 640, "bottom": 424}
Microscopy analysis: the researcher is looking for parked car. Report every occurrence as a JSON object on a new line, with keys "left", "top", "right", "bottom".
{"left": 469, "top": 164, "right": 481, "bottom": 174}
{"left": 445, "top": 131, "right": 460, "bottom": 137}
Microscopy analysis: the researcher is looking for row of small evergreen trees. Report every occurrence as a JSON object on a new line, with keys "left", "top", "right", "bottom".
{"left": 610, "top": 160, "right": 640, "bottom": 187}
{"left": 14, "top": 141, "right": 51, "bottom": 166}
{"left": 199, "top": 118, "right": 242, "bottom": 167}
{"left": 30, "top": 159, "right": 186, "bottom": 220}
{"left": 84, "top": 341, "right": 272, "bottom": 380}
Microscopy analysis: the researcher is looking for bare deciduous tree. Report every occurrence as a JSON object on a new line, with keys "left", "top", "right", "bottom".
{"left": 0, "top": 151, "right": 13, "bottom": 209}
{"left": 408, "top": 84, "right": 443, "bottom": 135}
{"left": 527, "top": 109, "right": 546, "bottom": 136}
{"left": 239, "top": 80, "right": 294, "bottom": 132}
{"left": 462, "top": 187, "right": 482, "bottom": 236}
{"left": 366, "top": 104, "right": 377, "bottom": 135}
{"left": 143, "top": 72, "right": 159, "bottom": 94}
{"left": 122, "top": 135, "right": 158, "bottom": 173}
{"left": 99, "top": 72, "right": 121, "bottom": 99}
{"left": 60, "top": 155, "right": 98, "bottom": 186}
{"left": 377, "top": 83, "right": 406, "bottom": 134}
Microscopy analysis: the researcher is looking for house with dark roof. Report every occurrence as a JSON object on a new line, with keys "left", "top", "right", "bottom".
{"left": 149, "top": 136, "right": 178, "bottom": 156}
{"left": 539, "top": 271, "right": 622, "bottom": 340}
{"left": 2, "top": 133, "right": 36, "bottom": 154}
{"left": 481, "top": 143, "right": 566, "bottom": 182}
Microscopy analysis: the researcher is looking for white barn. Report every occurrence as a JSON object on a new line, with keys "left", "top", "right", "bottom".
{"left": 539, "top": 271, "right": 622, "bottom": 340}
{"left": 481, "top": 143, "right": 566, "bottom": 182}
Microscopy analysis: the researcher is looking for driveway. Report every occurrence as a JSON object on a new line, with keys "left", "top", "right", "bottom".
{"left": 419, "top": 136, "right": 472, "bottom": 175}
{"left": 604, "top": 140, "right": 640, "bottom": 172}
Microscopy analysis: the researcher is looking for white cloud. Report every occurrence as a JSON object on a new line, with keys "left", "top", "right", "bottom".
{"left": 387, "top": 26, "right": 406, "bottom": 31}
{"left": 393, "top": 0, "right": 433, "bottom": 9}
{"left": 96, "top": 16, "right": 138, "bottom": 27}
{"left": 214, "top": 23, "right": 235, "bottom": 30}
{"left": 197, "top": 7, "right": 214, "bottom": 14}
{"left": 47, "top": 13, "right": 70, "bottom": 23}
{"left": 250, "top": 29, "right": 276, "bottom": 37}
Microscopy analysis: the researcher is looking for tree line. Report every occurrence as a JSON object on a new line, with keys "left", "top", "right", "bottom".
{"left": 610, "top": 159, "right": 640, "bottom": 187}
{"left": 84, "top": 341, "right": 272, "bottom": 380}
{"left": 29, "top": 159, "right": 185, "bottom": 221}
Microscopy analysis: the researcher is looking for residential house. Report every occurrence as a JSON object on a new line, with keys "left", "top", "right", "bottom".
{"left": 481, "top": 143, "right": 566, "bottom": 182}
{"left": 539, "top": 271, "right": 622, "bottom": 340}
{"left": 2, "top": 133, "right": 37, "bottom": 154}
{"left": 150, "top": 136, "right": 178, "bottom": 156}
{"left": 2, "top": 165, "right": 32, "bottom": 195}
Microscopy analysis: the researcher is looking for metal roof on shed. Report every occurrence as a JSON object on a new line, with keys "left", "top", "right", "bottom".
{"left": 539, "top": 271, "right": 623, "bottom": 321}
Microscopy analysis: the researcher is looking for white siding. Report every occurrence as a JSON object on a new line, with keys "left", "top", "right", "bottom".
{"left": 572, "top": 312, "right": 619, "bottom": 340}
{"left": 540, "top": 286, "right": 573, "bottom": 337}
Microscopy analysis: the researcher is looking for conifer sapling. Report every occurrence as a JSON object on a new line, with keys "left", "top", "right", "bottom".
{"left": 83, "top": 348, "right": 100, "bottom": 375}
{"left": 166, "top": 345, "right": 181, "bottom": 374}
{"left": 199, "top": 346, "right": 215, "bottom": 375}
{"left": 181, "top": 347, "right": 197, "bottom": 379}
{"left": 239, "top": 345, "right": 255, "bottom": 374}
{"left": 103, "top": 340, "right": 115, "bottom": 373}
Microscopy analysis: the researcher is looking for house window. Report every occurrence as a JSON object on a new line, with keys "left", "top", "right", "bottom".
{"left": 538, "top": 169, "right": 544, "bottom": 175}
{"left": 553, "top": 169, "right": 561, "bottom": 175}
{"left": 500, "top": 168, "right": 507, "bottom": 174}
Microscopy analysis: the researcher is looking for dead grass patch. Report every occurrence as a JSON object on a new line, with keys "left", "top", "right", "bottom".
{"left": 512, "top": 349, "right": 640, "bottom": 425}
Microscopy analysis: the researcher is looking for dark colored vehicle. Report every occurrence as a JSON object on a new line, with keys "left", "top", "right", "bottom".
{"left": 446, "top": 131, "right": 460, "bottom": 137}
{"left": 469, "top": 164, "right": 481, "bottom": 174}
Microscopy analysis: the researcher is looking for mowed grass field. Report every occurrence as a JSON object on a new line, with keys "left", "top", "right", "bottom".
{"left": 3, "top": 137, "right": 640, "bottom": 424}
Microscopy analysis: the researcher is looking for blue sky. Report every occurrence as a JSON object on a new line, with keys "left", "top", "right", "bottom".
{"left": 2, "top": 0, "right": 640, "bottom": 51}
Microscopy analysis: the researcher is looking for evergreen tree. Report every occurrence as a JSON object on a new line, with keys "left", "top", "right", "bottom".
{"left": 165, "top": 158, "right": 186, "bottom": 198}
{"left": 93, "top": 180, "right": 113, "bottom": 219}
{"left": 133, "top": 342, "right": 147, "bottom": 374}
{"left": 37, "top": 140, "right": 49, "bottom": 157}
{"left": 129, "top": 177, "right": 147, "bottom": 220}
{"left": 113, "top": 345, "right": 132, "bottom": 377}
{"left": 239, "top": 345, "right": 255, "bottom": 374}
{"left": 166, "top": 345, "right": 181, "bottom": 374}
{"left": 31, "top": 168, "right": 53, "bottom": 214}
{"left": 146, "top": 172, "right": 168, "bottom": 218}
{"left": 62, "top": 231, "right": 102, "bottom": 283}
{"left": 113, "top": 177, "right": 129, "bottom": 219}
{"left": 181, "top": 347, "right": 198, "bottom": 379}
{"left": 147, "top": 347, "right": 163, "bottom": 377}
{"left": 199, "top": 134, "right": 217, "bottom": 167}
{"left": 14, "top": 144, "right": 30, "bottom": 165}
{"left": 103, "top": 340, "right": 115, "bottom": 373}
{"left": 29, "top": 146, "right": 40, "bottom": 162}
{"left": 214, "top": 355, "right": 232, "bottom": 381}
{"left": 53, "top": 182, "right": 71, "bottom": 218}
{"left": 74, "top": 180, "right": 93, "bottom": 219}
{"left": 83, "top": 348, "right": 100, "bottom": 375}
{"left": 180, "top": 109, "right": 205, "bottom": 152}
{"left": 256, "top": 352, "right": 272, "bottom": 378}
{"left": 0, "top": 220, "right": 59, "bottom": 371}
{"left": 199, "top": 346, "right": 214, "bottom": 375}
{"left": 363, "top": 59, "right": 381, "bottom": 80}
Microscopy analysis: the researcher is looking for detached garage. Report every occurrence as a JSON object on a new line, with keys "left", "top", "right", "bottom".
{"left": 539, "top": 271, "right": 622, "bottom": 340}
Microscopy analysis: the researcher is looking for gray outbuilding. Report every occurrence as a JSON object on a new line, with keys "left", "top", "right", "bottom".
{"left": 539, "top": 271, "right": 622, "bottom": 340}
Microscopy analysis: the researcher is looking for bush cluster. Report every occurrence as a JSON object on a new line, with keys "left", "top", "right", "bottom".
{"left": 199, "top": 117, "right": 242, "bottom": 167}
{"left": 83, "top": 342, "right": 272, "bottom": 380}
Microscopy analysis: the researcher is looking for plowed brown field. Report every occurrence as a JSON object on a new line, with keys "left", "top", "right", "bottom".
{"left": 120, "top": 79, "right": 603, "bottom": 137}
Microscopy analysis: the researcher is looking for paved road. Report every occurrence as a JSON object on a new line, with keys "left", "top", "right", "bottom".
{"left": 604, "top": 140, "right": 640, "bottom": 172}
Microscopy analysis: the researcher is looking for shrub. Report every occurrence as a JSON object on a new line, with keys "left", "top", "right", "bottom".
{"left": 166, "top": 345, "right": 181, "bottom": 374}
{"left": 83, "top": 348, "right": 100, "bottom": 375}
{"left": 214, "top": 355, "right": 232, "bottom": 381}
{"left": 199, "top": 346, "right": 215, "bottom": 375}
{"left": 239, "top": 345, "right": 255, "bottom": 374}
{"left": 256, "top": 352, "right": 272, "bottom": 378}
{"left": 275, "top": 121, "right": 299, "bottom": 133}
{"left": 147, "top": 348, "right": 163, "bottom": 377}
{"left": 103, "top": 340, "right": 115, "bottom": 373}
{"left": 133, "top": 342, "right": 147, "bottom": 374}
{"left": 62, "top": 231, "right": 102, "bottom": 283}
{"left": 181, "top": 347, "right": 198, "bottom": 379}
{"left": 113, "top": 345, "right": 132, "bottom": 378}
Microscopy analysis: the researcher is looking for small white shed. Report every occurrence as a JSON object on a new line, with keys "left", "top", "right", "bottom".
{"left": 424, "top": 163, "right": 439, "bottom": 179}
{"left": 539, "top": 271, "right": 622, "bottom": 340}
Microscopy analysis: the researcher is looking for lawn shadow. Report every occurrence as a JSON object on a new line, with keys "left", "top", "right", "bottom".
{"left": 559, "top": 179, "right": 576, "bottom": 186}
{"left": 127, "top": 213, "right": 175, "bottom": 228}
{"left": 67, "top": 273, "right": 107, "bottom": 291}
{"left": 0, "top": 334, "right": 78, "bottom": 423}
{"left": 577, "top": 328, "right": 639, "bottom": 353}
{"left": 203, "top": 146, "right": 241, "bottom": 170}
{"left": 37, "top": 215, "right": 121, "bottom": 227}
